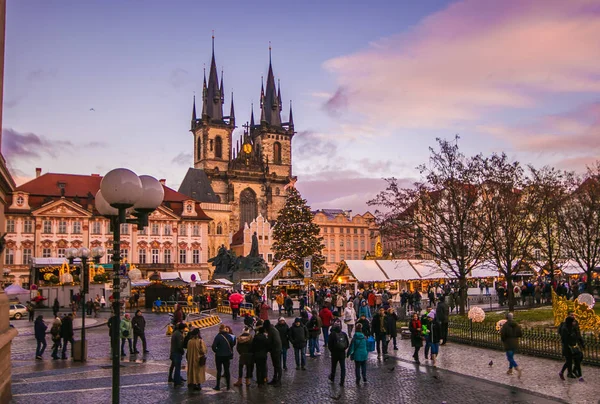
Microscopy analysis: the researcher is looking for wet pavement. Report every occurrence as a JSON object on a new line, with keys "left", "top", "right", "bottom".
{"left": 10, "top": 312, "right": 568, "bottom": 404}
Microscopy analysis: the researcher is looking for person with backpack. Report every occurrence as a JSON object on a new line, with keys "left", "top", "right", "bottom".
{"left": 234, "top": 327, "right": 254, "bottom": 387}
{"left": 327, "top": 319, "right": 349, "bottom": 386}
{"left": 347, "top": 322, "right": 368, "bottom": 385}
{"left": 500, "top": 312, "right": 523, "bottom": 378}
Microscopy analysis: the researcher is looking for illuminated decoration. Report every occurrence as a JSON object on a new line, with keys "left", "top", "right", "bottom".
{"left": 375, "top": 236, "right": 383, "bottom": 258}
{"left": 496, "top": 319, "right": 507, "bottom": 332}
{"left": 60, "top": 272, "right": 73, "bottom": 284}
{"left": 552, "top": 289, "right": 600, "bottom": 335}
{"left": 576, "top": 293, "right": 595, "bottom": 309}
{"left": 468, "top": 306, "right": 485, "bottom": 323}
{"left": 128, "top": 265, "right": 142, "bottom": 281}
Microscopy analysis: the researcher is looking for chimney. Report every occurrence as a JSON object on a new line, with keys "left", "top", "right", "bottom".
{"left": 159, "top": 179, "right": 166, "bottom": 185}
{"left": 35, "top": 168, "right": 42, "bottom": 178}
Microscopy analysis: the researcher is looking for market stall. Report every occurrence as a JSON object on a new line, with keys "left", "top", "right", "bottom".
{"left": 260, "top": 260, "right": 305, "bottom": 303}
{"left": 332, "top": 260, "right": 389, "bottom": 294}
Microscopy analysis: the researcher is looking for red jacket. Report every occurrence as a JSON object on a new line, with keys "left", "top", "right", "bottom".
{"left": 319, "top": 307, "right": 333, "bottom": 327}
{"left": 367, "top": 293, "right": 376, "bottom": 307}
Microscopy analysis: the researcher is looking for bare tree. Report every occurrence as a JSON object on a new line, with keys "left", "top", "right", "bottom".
{"left": 479, "top": 154, "right": 542, "bottom": 311}
{"left": 528, "top": 166, "right": 571, "bottom": 288}
{"left": 369, "top": 137, "right": 489, "bottom": 315}
{"left": 559, "top": 162, "right": 600, "bottom": 293}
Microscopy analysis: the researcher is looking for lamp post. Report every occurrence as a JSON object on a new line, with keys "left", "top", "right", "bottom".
{"left": 66, "top": 246, "right": 105, "bottom": 361}
{"left": 95, "top": 168, "right": 164, "bottom": 404}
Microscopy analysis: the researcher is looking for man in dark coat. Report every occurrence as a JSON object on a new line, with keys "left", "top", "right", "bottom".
{"left": 252, "top": 320, "right": 271, "bottom": 386}
{"left": 327, "top": 319, "right": 349, "bottom": 386}
{"left": 500, "top": 312, "right": 523, "bottom": 378}
{"left": 288, "top": 317, "right": 309, "bottom": 370}
{"left": 386, "top": 308, "right": 398, "bottom": 350}
{"left": 132, "top": 310, "right": 148, "bottom": 354}
{"left": 34, "top": 315, "right": 47, "bottom": 359}
{"left": 371, "top": 308, "right": 388, "bottom": 359}
{"left": 60, "top": 314, "right": 74, "bottom": 360}
{"left": 52, "top": 298, "right": 60, "bottom": 317}
{"left": 275, "top": 317, "right": 290, "bottom": 370}
{"left": 211, "top": 324, "right": 236, "bottom": 390}
{"left": 169, "top": 323, "right": 186, "bottom": 386}
{"left": 436, "top": 298, "right": 450, "bottom": 345}
{"left": 263, "top": 319, "right": 282, "bottom": 386}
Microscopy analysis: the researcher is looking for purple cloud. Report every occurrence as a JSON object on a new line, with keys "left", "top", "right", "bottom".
{"left": 2, "top": 128, "right": 72, "bottom": 160}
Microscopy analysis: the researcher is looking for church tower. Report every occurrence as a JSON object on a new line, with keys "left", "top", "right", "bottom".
{"left": 190, "top": 36, "right": 235, "bottom": 203}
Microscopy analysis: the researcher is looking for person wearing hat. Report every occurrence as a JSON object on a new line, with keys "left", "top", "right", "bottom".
{"left": 234, "top": 327, "right": 254, "bottom": 387}
{"left": 371, "top": 308, "right": 388, "bottom": 360}
{"left": 263, "top": 319, "right": 282, "bottom": 386}
{"left": 211, "top": 323, "right": 236, "bottom": 390}
{"left": 275, "top": 317, "right": 291, "bottom": 371}
{"left": 288, "top": 317, "right": 308, "bottom": 370}
{"left": 252, "top": 321, "right": 271, "bottom": 387}
{"left": 328, "top": 318, "right": 349, "bottom": 386}
{"left": 500, "top": 312, "right": 523, "bottom": 378}
{"left": 186, "top": 328, "right": 207, "bottom": 390}
{"left": 348, "top": 322, "right": 369, "bottom": 385}
{"left": 426, "top": 310, "right": 442, "bottom": 366}
{"left": 169, "top": 323, "right": 187, "bottom": 387}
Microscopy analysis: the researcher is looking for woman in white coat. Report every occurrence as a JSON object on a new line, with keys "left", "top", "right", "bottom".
{"left": 343, "top": 302, "right": 357, "bottom": 337}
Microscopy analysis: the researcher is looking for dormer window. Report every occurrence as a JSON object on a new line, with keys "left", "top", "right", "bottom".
{"left": 186, "top": 204, "right": 193, "bottom": 213}
{"left": 16, "top": 196, "right": 24, "bottom": 206}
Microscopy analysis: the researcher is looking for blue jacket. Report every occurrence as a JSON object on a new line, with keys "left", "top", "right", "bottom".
{"left": 212, "top": 331, "right": 236, "bottom": 357}
{"left": 348, "top": 332, "right": 368, "bottom": 362}
{"left": 358, "top": 305, "right": 371, "bottom": 320}
{"left": 34, "top": 317, "right": 47, "bottom": 341}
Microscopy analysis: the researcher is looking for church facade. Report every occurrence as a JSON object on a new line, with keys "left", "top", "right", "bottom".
{"left": 178, "top": 40, "right": 296, "bottom": 258}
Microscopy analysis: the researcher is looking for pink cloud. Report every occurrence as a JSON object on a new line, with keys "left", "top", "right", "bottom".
{"left": 324, "top": 0, "right": 600, "bottom": 129}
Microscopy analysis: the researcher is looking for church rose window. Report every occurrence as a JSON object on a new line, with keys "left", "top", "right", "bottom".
{"left": 240, "top": 188, "right": 258, "bottom": 229}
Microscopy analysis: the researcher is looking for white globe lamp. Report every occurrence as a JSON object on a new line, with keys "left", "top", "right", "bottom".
{"left": 100, "top": 168, "right": 143, "bottom": 209}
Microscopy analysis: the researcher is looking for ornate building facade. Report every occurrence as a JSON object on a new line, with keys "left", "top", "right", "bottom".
{"left": 3, "top": 171, "right": 213, "bottom": 282}
{"left": 312, "top": 209, "right": 380, "bottom": 273}
{"left": 178, "top": 41, "right": 295, "bottom": 256}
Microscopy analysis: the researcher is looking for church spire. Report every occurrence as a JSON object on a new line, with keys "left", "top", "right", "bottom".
{"left": 250, "top": 103, "right": 255, "bottom": 128}
{"left": 220, "top": 69, "right": 225, "bottom": 105}
{"left": 204, "top": 33, "right": 223, "bottom": 122}
{"left": 288, "top": 100, "right": 294, "bottom": 130}
{"left": 201, "top": 65, "right": 208, "bottom": 118}
{"left": 260, "top": 43, "right": 282, "bottom": 127}
{"left": 277, "top": 79, "right": 282, "bottom": 112}
{"left": 229, "top": 92, "right": 235, "bottom": 127}
{"left": 191, "top": 95, "right": 197, "bottom": 130}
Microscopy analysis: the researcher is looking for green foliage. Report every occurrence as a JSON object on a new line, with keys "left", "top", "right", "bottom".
{"left": 93, "top": 274, "right": 108, "bottom": 283}
{"left": 49, "top": 275, "right": 59, "bottom": 284}
{"left": 272, "top": 188, "right": 325, "bottom": 272}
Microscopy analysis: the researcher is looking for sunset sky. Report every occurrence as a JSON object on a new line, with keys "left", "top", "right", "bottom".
{"left": 3, "top": 0, "right": 600, "bottom": 214}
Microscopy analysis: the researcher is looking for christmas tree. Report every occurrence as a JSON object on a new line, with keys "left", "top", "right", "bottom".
{"left": 272, "top": 187, "right": 325, "bottom": 273}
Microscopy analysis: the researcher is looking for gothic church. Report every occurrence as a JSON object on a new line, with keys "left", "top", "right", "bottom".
{"left": 178, "top": 39, "right": 295, "bottom": 256}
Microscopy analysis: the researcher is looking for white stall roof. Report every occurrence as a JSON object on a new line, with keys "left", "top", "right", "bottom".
{"left": 344, "top": 260, "right": 389, "bottom": 282}
{"left": 561, "top": 261, "right": 585, "bottom": 275}
{"left": 409, "top": 260, "right": 453, "bottom": 280}
{"left": 260, "top": 260, "right": 289, "bottom": 285}
{"left": 214, "top": 278, "right": 233, "bottom": 285}
{"left": 179, "top": 271, "right": 201, "bottom": 283}
{"left": 159, "top": 272, "right": 181, "bottom": 281}
{"left": 470, "top": 263, "right": 500, "bottom": 278}
{"left": 376, "top": 260, "right": 421, "bottom": 281}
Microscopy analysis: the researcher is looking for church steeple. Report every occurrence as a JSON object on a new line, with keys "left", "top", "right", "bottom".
{"left": 250, "top": 103, "right": 255, "bottom": 128}
{"left": 260, "top": 44, "right": 282, "bottom": 127}
{"left": 229, "top": 92, "right": 235, "bottom": 127}
{"left": 191, "top": 95, "right": 197, "bottom": 130}
{"left": 288, "top": 100, "right": 294, "bottom": 131}
{"left": 203, "top": 34, "right": 224, "bottom": 122}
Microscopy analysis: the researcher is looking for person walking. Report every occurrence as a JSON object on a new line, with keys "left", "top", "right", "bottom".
{"left": 500, "top": 312, "right": 523, "bottom": 378}
{"left": 52, "top": 298, "right": 60, "bottom": 318}
{"left": 34, "top": 315, "right": 47, "bottom": 360}
{"left": 252, "top": 321, "right": 271, "bottom": 387}
{"left": 328, "top": 319, "right": 349, "bottom": 386}
{"left": 275, "top": 317, "right": 290, "bottom": 371}
{"left": 212, "top": 323, "right": 236, "bottom": 391}
{"left": 426, "top": 310, "right": 442, "bottom": 366}
{"left": 436, "top": 298, "right": 450, "bottom": 345}
{"left": 186, "top": 328, "right": 207, "bottom": 390}
{"left": 409, "top": 313, "right": 422, "bottom": 363}
{"left": 371, "top": 308, "right": 388, "bottom": 360}
{"left": 289, "top": 317, "right": 308, "bottom": 370}
{"left": 348, "top": 323, "right": 368, "bottom": 385}
{"left": 319, "top": 305, "right": 333, "bottom": 348}
{"left": 234, "top": 327, "right": 254, "bottom": 387}
{"left": 558, "top": 311, "right": 577, "bottom": 379}
{"left": 358, "top": 300, "right": 371, "bottom": 320}
{"left": 386, "top": 308, "right": 399, "bottom": 350}
{"left": 259, "top": 301, "right": 270, "bottom": 322}
{"left": 560, "top": 316, "right": 585, "bottom": 381}
{"left": 120, "top": 313, "right": 133, "bottom": 357}
{"left": 26, "top": 301, "right": 35, "bottom": 322}
{"left": 307, "top": 310, "right": 322, "bottom": 357}
{"left": 343, "top": 302, "right": 356, "bottom": 338}
{"left": 60, "top": 313, "right": 74, "bottom": 360}
{"left": 264, "top": 319, "right": 282, "bottom": 386}
{"left": 132, "top": 310, "right": 148, "bottom": 354}
{"left": 169, "top": 323, "right": 186, "bottom": 386}
{"left": 50, "top": 317, "right": 62, "bottom": 360}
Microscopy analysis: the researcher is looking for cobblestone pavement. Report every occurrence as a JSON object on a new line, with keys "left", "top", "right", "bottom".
{"left": 11, "top": 313, "right": 565, "bottom": 404}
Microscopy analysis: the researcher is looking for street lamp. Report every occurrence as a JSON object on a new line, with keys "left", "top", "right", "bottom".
{"left": 66, "top": 246, "right": 104, "bottom": 361}
{"left": 95, "top": 168, "right": 163, "bottom": 404}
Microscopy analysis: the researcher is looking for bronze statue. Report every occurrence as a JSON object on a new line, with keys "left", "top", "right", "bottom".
{"left": 249, "top": 232, "right": 259, "bottom": 257}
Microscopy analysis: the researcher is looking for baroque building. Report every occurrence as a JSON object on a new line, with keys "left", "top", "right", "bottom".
{"left": 3, "top": 170, "right": 213, "bottom": 282}
{"left": 178, "top": 40, "right": 295, "bottom": 259}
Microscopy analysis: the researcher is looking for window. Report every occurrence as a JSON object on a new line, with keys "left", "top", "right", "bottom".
{"left": 6, "top": 219, "right": 15, "bottom": 233}
{"left": 354, "top": 228, "right": 358, "bottom": 234}
{"left": 196, "top": 138, "right": 202, "bottom": 160}
{"left": 323, "top": 227, "right": 327, "bottom": 234}
{"left": 138, "top": 249, "right": 147, "bottom": 264}
{"left": 16, "top": 196, "right": 24, "bottom": 206}
{"left": 340, "top": 239, "right": 344, "bottom": 247}
{"left": 72, "top": 221, "right": 81, "bottom": 234}
{"left": 164, "top": 249, "right": 171, "bottom": 264}
{"left": 42, "top": 248, "right": 51, "bottom": 258}
{"left": 354, "top": 239, "right": 358, "bottom": 248}
{"left": 58, "top": 220, "right": 67, "bottom": 234}
{"left": 138, "top": 226, "right": 147, "bottom": 235}
{"left": 340, "top": 252, "right": 345, "bottom": 261}
{"left": 92, "top": 221, "right": 102, "bottom": 234}
{"left": 24, "top": 219, "right": 33, "bottom": 233}
{"left": 239, "top": 188, "right": 258, "bottom": 229}
{"left": 361, "top": 229, "right": 365, "bottom": 234}
{"left": 43, "top": 220, "right": 52, "bottom": 234}
{"left": 267, "top": 253, "right": 273, "bottom": 263}
{"left": 4, "top": 249, "right": 14, "bottom": 265}
{"left": 151, "top": 249, "right": 159, "bottom": 264}
{"left": 179, "top": 224, "right": 187, "bottom": 236}
{"left": 361, "top": 239, "right": 365, "bottom": 248}
{"left": 192, "top": 249, "right": 200, "bottom": 264}
{"left": 192, "top": 224, "right": 200, "bottom": 236}
{"left": 215, "top": 136, "right": 222, "bottom": 158}
{"left": 330, "top": 239, "right": 335, "bottom": 248}
{"left": 275, "top": 187, "right": 280, "bottom": 196}
{"left": 354, "top": 252, "right": 359, "bottom": 259}
{"left": 57, "top": 248, "right": 65, "bottom": 258}
{"left": 216, "top": 223, "right": 223, "bottom": 235}
{"left": 121, "top": 223, "right": 129, "bottom": 235}
{"left": 273, "top": 142, "right": 282, "bottom": 164}
{"left": 151, "top": 223, "right": 160, "bottom": 236}
{"left": 121, "top": 249, "right": 129, "bottom": 260}
{"left": 164, "top": 224, "right": 171, "bottom": 236}
{"left": 22, "top": 248, "right": 32, "bottom": 265}
{"left": 179, "top": 249, "right": 187, "bottom": 264}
